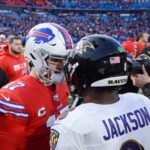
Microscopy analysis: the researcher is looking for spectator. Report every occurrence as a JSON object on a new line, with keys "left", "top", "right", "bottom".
{"left": 131, "top": 65, "right": 150, "bottom": 98}
{"left": 0, "top": 36, "right": 28, "bottom": 87}
{"left": 131, "top": 46, "right": 150, "bottom": 98}
{"left": 1, "top": 0, "right": 149, "bottom": 10}
{"left": 0, "top": 11, "right": 149, "bottom": 43}
{"left": 122, "top": 32, "right": 150, "bottom": 59}
{"left": 134, "top": 32, "right": 150, "bottom": 57}
{"left": 122, "top": 39, "right": 135, "bottom": 59}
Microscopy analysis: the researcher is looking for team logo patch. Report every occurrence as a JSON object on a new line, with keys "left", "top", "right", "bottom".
{"left": 53, "top": 94, "right": 59, "bottom": 101}
{"left": 50, "top": 129, "right": 59, "bottom": 150}
{"left": 13, "top": 64, "right": 20, "bottom": 71}
{"left": 120, "top": 139, "right": 144, "bottom": 150}
{"left": 76, "top": 40, "right": 95, "bottom": 54}
{"left": 27, "top": 28, "right": 55, "bottom": 44}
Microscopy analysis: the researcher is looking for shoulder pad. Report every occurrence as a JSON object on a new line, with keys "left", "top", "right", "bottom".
{"left": 58, "top": 107, "right": 76, "bottom": 120}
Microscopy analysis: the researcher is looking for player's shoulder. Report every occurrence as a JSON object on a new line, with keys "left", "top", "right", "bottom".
{"left": 0, "top": 76, "right": 32, "bottom": 99}
{"left": 0, "top": 86, "right": 29, "bottom": 121}
{"left": 55, "top": 104, "right": 96, "bottom": 134}
{"left": 120, "top": 92, "right": 150, "bottom": 105}
{"left": 120, "top": 92, "right": 149, "bottom": 99}
{"left": 2, "top": 77, "right": 27, "bottom": 91}
{"left": 0, "top": 80, "right": 27, "bottom": 104}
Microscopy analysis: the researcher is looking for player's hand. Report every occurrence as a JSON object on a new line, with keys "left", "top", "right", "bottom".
{"left": 131, "top": 65, "right": 150, "bottom": 88}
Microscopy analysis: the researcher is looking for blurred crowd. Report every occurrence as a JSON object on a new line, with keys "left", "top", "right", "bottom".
{"left": 0, "top": 0, "right": 149, "bottom": 9}
{"left": 0, "top": 11, "right": 149, "bottom": 43}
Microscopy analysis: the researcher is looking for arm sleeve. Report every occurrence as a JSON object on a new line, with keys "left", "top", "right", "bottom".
{"left": 0, "top": 90, "right": 29, "bottom": 149}
{"left": 50, "top": 125, "right": 82, "bottom": 150}
{"left": 0, "top": 68, "right": 9, "bottom": 88}
{"left": 0, "top": 115, "right": 26, "bottom": 150}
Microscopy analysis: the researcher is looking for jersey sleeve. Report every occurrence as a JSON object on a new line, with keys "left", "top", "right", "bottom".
{"left": 0, "top": 90, "right": 29, "bottom": 125}
{"left": 50, "top": 124, "right": 82, "bottom": 150}
{"left": 0, "top": 115, "right": 26, "bottom": 150}
{"left": 0, "top": 89, "right": 29, "bottom": 149}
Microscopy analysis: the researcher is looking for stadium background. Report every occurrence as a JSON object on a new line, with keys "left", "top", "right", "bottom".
{"left": 0, "top": 0, "right": 149, "bottom": 43}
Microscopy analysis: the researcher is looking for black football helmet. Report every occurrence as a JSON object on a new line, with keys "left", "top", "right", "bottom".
{"left": 65, "top": 34, "right": 128, "bottom": 96}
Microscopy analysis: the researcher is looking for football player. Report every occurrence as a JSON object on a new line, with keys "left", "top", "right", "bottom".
{"left": 0, "top": 23, "right": 73, "bottom": 150}
{"left": 51, "top": 34, "right": 150, "bottom": 150}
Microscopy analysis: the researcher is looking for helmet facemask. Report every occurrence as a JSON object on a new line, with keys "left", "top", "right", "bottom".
{"left": 29, "top": 48, "right": 67, "bottom": 86}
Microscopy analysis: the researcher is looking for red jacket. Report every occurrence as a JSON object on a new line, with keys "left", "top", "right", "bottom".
{"left": 0, "top": 46, "right": 28, "bottom": 82}
{"left": 122, "top": 41, "right": 150, "bottom": 58}
{"left": 0, "top": 41, "right": 7, "bottom": 51}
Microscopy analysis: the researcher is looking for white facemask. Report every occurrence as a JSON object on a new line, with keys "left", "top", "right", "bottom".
{"left": 51, "top": 72, "right": 65, "bottom": 84}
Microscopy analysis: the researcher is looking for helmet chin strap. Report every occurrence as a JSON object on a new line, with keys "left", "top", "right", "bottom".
{"left": 31, "top": 65, "right": 65, "bottom": 86}
{"left": 31, "top": 68, "right": 52, "bottom": 86}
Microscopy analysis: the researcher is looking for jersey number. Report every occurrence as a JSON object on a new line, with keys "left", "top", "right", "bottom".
{"left": 3, "top": 82, "right": 25, "bottom": 91}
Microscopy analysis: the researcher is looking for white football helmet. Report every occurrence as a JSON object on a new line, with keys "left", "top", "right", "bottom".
{"left": 25, "top": 23, "right": 73, "bottom": 86}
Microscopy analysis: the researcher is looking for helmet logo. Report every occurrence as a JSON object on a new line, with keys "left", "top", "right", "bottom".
{"left": 108, "top": 78, "right": 127, "bottom": 85}
{"left": 77, "top": 40, "right": 95, "bottom": 54}
{"left": 27, "top": 28, "right": 55, "bottom": 44}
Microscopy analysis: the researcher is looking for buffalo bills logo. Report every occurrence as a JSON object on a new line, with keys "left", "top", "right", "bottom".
{"left": 27, "top": 28, "right": 55, "bottom": 44}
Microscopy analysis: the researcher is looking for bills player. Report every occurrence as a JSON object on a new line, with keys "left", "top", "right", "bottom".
{"left": 51, "top": 35, "right": 150, "bottom": 150}
{"left": 0, "top": 23, "right": 73, "bottom": 150}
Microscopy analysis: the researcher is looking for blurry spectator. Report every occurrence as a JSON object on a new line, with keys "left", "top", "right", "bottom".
{"left": 120, "top": 45, "right": 150, "bottom": 94}
{"left": 131, "top": 65, "right": 150, "bottom": 98}
{"left": 0, "top": 36, "right": 28, "bottom": 87}
{"left": 131, "top": 65, "right": 150, "bottom": 88}
{"left": 136, "top": 32, "right": 149, "bottom": 44}
{"left": 122, "top": 32, "right": 150, "bottom": 59}
{"left": 122, "top": 37, "right": 135, "bottom": 59}
{"left": 0, "top": 11, "right": 149, "bottom": 43}
{"left": 134, "top": 32, "right": 150, "bottom": 57}
{"left": 131, "top": 46, "right": 150, "bottom": 98}
{"left": 1, "top": 0, "right": 149, "bottom": 10}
